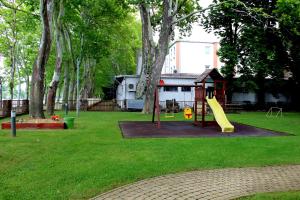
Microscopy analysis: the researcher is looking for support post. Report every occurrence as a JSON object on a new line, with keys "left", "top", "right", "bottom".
{"left": 64, "top": 103, "right": 69, "bottom": 116}
{"left": 202, "top": 81, "right": 206, "bottom": 127}
{"left": 152, "top": 87, "right": 157, "bottom": 123}
{"left": 76, "top": 58, "right": 80, "bottom": 117}
{"left": 194, "top": 84, "right": 197, "bottom": 124}
{"left": 11, "top": 110, "right": 16, "bottom": 137}
{"left": 155, "top": 87, "right": 160, "bottom": 128}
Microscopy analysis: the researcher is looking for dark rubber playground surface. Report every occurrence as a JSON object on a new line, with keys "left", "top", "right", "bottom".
{"left": 119, "top": 121, "right": 289, "bottom": 138}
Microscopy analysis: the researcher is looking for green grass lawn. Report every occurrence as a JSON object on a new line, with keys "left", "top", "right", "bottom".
{"left": 0, "top": 111, "right": 300, "bottom": 199}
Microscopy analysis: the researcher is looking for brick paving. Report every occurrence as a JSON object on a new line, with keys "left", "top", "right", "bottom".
{"left": 92, "top": 165, "right": 300, "bottom": 200}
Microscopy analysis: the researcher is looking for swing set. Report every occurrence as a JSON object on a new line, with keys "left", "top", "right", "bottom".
{"left": 152, "top": 68, "right": 228, "bottom": 130}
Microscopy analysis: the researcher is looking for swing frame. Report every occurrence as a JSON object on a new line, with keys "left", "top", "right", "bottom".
{"left": 152, "top": 69, "right": 227, "bottom": 129}
{"left": 152, "top": 84, "right": 200, "bottom": 128}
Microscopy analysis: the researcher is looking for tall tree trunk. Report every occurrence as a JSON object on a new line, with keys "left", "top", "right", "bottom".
{"left": 62, "top": 59, "right": 70, "bottom": 105}
{"left": 44, "top": 80, "right": 48, "bottom": 106}
{"left": 17, "top": 65, "right": 21, "bottom": 105}
{"left": 80, "top": 58, "right": 92, "bottom": 99}
{"left": 56, "top": 84, "right": 62, "bottom": 103}
{"left": 136, "top": 3, "right": 155, "bottom": 100}
{"left": 9, "top": 48, "right": 16, "bottom": 102}
{"left": 30, "top": 0, "right": 53, "bottom": 118}
{"left": 47, "top": 0, "right": 64, "bottom": 115}
{"left": 68, "top": 69, "right": 76, "bottom": 107}
{"left": 9, "top": 1, "right": 17, "bottom": 103}
{"left": 142, "top": 0, "right": 173, "bottom": 113}
{"left": 25, "top": 74, "right": 29, "bottom": 100}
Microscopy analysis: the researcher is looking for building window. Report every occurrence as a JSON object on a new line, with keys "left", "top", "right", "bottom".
{"left": 164, "top": 86, "right": 178, "bottom": 92}
{"left": 205, "top": 65, "right": 210, "bottom": 69}
{"left": 204, "top": 46, "right": 211, "bottom": 55}
{"left": 181, "top": 86, "right": 191, "bottom": 92}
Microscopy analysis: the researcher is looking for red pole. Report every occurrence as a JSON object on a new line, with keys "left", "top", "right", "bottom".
{"left": 155, "top": 87, "right": 161, "bottom": 128}
{"left": 202, "top": 80, "right": 206, "bottom": 127}
{"left": 194, "top": 84, "right": 198, "bottom": 124}
{"left": 223, "top": 81, "right": 226, "bottom": 108}
{"left": 214, "top": 80, "right": 216, "bottom": 97}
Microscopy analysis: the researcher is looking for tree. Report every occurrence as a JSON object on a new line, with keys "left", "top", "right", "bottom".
{"left": 30, "top": 0, "right": 54, "bottom": 118}
{"left": 46, "top": 0, "right": 64, "bottom": 115}
{"left": 275, "top": 0, "right": 300, "bottom": 109}
{"left": 203, "top": 0, "right": 289, "bottom": 107}
{"left": 0, "top": 0, "right": 39, "bottom": 102}
{"left": 1, "top": 0, "right": 141, "bottom": 115}
{"left": 135, "top": 0, "right": 200, "bottom": 113}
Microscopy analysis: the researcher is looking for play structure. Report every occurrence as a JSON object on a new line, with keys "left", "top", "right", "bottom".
{"left": 152, "top": 68, "right": 234, "bottom": 133}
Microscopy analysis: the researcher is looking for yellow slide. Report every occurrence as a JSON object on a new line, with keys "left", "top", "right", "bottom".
{"left": 206, "top": 96, "right": 234, "bottom": 133}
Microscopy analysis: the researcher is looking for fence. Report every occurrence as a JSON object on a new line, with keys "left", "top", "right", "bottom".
{"left": 0, "top": 100, "right": 29, "bottom": 118}
{"left": 0, "top": 99, "right": 290, "bottom": 117}
{"left": 52, "top": 99, "right": 121, "bottom": 112}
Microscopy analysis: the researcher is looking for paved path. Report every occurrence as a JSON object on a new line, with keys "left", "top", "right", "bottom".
{"left": 92, "top": 165, "right": 300, "bottom": 200}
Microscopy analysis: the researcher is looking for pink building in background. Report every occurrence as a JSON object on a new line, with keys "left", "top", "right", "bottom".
{"left": 162, "top": 41, "right": 223, "bottom": 75}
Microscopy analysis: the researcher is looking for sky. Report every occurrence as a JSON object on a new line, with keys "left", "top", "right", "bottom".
{"left": 153, "top": 0, "right": 219, "bottom": 43}
{"left": 174, "top": 0, "right": 219, "bottom": 43}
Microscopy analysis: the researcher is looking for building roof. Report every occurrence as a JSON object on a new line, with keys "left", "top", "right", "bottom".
{"left": 115, "top": 73, "right": 201, "bottom": 81}
{"left": 161, "top": 73, "right": 200, "bottom": 79}
{"left": 195, "top": 68, "right": 224, "bottom": 83}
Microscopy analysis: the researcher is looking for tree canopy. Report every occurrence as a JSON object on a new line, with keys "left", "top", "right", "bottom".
{"left": 202, "top": 0, "right": 300, "bottom": 108}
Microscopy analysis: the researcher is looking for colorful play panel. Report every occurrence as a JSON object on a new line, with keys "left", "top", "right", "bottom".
{"left": 119, "top": 121, "right": 289, "bottom": 138}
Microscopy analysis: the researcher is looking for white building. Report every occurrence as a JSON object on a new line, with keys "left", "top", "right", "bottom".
{"left": 162, "top": 41, "right": 222, "bottom": 75}
{"left": 115, "top": 74, "right": 202, "bottom": 110}
{"left": 115, "top": 72, "right": 289, "bottom": 110}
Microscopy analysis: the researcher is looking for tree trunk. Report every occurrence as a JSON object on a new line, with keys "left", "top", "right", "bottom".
{"left": 46, "top": 0, "right": 64, "bottom": 115}
{"left": 9, "top": 52, "right": 16, "bottom": 102}
{"left": 62, "top": 59, "right": 70, "bottom": 105}
{"left": 25, "top": 74, "right": 30, "bottom": 100}
{"left": 9, "top": 2, "right": 17, "bottom": 103}
{"left": 30, "top": 0, "right": 53, "bottom": 118}
{"left": 56, "top": 84, "right": 62, "bottom": 103}
{"left": 17, "top": 65, "right": 21, "bottom": 105}
{"left": 136, "top": 3, "right": 155, "bottom": 100}
{"left": 142, "top": 0, "right": 173, "bottom": 113}
{"left": 68, "top": 70, "right": 76, "bottom": 108}
{"left": 80, "top": 58, "right": 94, "bottom": 99}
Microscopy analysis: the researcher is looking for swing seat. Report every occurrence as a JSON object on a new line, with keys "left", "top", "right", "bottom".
{"left": 164, "top": 115, "right": 175, "bottom": 118}
{"left": 184, "top": 106, "right": 193, "bottom": 119}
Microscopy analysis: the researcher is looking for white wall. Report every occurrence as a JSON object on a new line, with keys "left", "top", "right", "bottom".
{"left": 116, "top": 76, "right": 290, "bottom": 109}
{"left": 162, "top": 41, "right": 219, "bottom": 75}
{"left": 163, "top": 44, "right": 177, "bottom": 74}
{"left": 116, "top": 76, "right": 216, "bottom": 109}
{"left": 232, "top": 92, "right": 289, "bottom": 104}
{"left": 265, "top": 93, "right": 288, "bottom": 103}
{"left": 179, "top": 42, "right": 214, "bottom": 74}
{"left": 232, "top": 92, "right": 257, "bottom": 103}
{"left": 116, "top": 76, "right": 139, "bottom": 108}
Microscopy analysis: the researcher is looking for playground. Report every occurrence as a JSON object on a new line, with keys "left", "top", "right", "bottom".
{"left": 119, "top": 121, "right": 288, "bottom": 138}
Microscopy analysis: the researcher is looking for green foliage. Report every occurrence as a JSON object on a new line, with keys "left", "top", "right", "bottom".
{"left": 0, "top": 0, "right": 40, "bottom": 99}
{"left": 202, "top": 0, "right": 292, "bottom": 105}
{"left": 0, "top": 0, "right": 142, "bottom": 99}
{"left": 275, "top": 0, "right": 300, "bottom": 104}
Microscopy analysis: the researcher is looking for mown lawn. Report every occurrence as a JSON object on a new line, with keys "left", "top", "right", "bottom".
{"left": 0, "top": 112, "right": 300, "bottom": 199}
